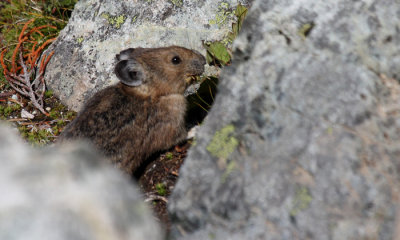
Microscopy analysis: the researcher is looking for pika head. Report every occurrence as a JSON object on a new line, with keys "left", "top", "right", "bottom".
{"left": 114, "top": 46, "right": 206, "bottom": 96}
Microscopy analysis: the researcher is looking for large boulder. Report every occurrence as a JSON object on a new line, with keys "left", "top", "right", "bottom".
{"left": 0, "top": 124, "right": 163, "bottom": 240}
{"left": 44, "top": 0, "right": 251, "bottom": 111}
{"left": 169, "top": 0, "right": 400, "bottom": 239}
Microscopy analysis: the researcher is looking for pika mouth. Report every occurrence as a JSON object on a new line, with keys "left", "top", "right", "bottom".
{"left": 185, "top": 75, "right": 201, "bottom": 84}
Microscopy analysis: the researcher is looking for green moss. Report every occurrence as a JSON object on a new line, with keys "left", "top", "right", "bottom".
{"left": 155, "top": 183, "right": 167, "bottom": 196}
{"left": 207, "top": 124, "right": 238, "bottom": 159}
{"left": 52, "top": 126, "right": 60, "bottom": 135}
{"left": 18, "top": 126, "right": 54, "bottom": 146}
{"left": 44, "top": 90, "right": 53, "bottom": 98}
{"left": 290, "top": 186, "right": 312, "bottom": 217}
{"left": 56, "top": 119, "right": 65, "bottom": 126}
{"left": 101, "top": 13, "right": 127, "bottom": 29}
{"left": 49, "top": 109, "right": 60, "bottom": 119}
{"left": 65, "top": 111, "right": 76, "bottom": 119}
{"left": 2, "top": 104, "right": 20, "bottom": 117}
{"left": 165, "top": 152, "right": 173, "bottom": 160}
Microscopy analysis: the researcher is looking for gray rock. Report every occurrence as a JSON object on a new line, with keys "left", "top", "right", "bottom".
{"left": 168, "top": 0, "right": 400, "bottom": 239}
{"left": 44, "top": 0, "right": 251, "bottom": 111}
{"left": 0, "top": 123, "right": 163, "bottom": 240}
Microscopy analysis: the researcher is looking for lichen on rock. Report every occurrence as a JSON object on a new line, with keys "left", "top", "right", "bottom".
{"left": 44, "top": 0, "right": 252, "bottom": 111}
{"left": 206, "top": 124, "right": 238, "bottom": 160}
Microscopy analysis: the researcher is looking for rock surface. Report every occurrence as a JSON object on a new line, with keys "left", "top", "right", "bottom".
{"left": 44, "top": 0, "right": 251, "bottom": 111}
{"left": 169, "top": 0, "right": 400, "bottom": 239}
{"left": 0, "top": 123, "right": 163, "bottom": 240}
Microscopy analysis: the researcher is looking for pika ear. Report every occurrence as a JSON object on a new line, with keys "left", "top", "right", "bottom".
{"left": 116, "top": 47, "right": 145, "bottom": 61}
{"left": 114, "top": 59, "right": 144, "bottom": 87}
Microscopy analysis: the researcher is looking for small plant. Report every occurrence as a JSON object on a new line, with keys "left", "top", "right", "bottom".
{"left": 0, "top": 0, "right": 78, "bottom": 146}
{"left": 165, "top": 152, "right": 173, "bottom": 160}
{"left": 1, "top": 103, "right": 21, "bottom": 117}
{"left": 44, "top": 90, "right": 53, "bottom": 98}
{"left": 204, "top": 3, "right": 248, "bottom": 66}
{"left": 155, "top": 183, "right": 167, "bottom": 196}
{"left": 1, "top": 19, "right": 55, "bottom": 115}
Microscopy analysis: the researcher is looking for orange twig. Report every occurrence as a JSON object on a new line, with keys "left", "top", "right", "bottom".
{"left": 0, "top": 19, "right": 55, "bottom": 116}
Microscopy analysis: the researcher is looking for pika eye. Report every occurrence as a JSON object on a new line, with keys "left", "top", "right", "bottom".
{"left": 171, "top": 56, "right": 181, "bottom": 65}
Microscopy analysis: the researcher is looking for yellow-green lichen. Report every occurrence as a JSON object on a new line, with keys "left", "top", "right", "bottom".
{"left": 298, "top": 22, "right": 315, "bottom": 39}
{"left": 101, "top": 13, "right": 127, "bottom": 29}
{"left": 221, "top": 160, "right": 237, "bottom": 183}
{"left": 76, "top": 36, "right": 84, "bottom": 44}
{"left": 209, "top": 2, "right": 235, "bottom": 27}
{"left": 326, "top": 126, "right": 333, "bottom": 135}
{"left": 170, "top": 0, "right": 183, "bottom": 7}
{"left": 290, "top": 186, "right": 312, "bottom": 217}
{"left": 207, "top": 124, "right": 238, "bottom": 159}
{"left": 132, "top": 15, "right": 138, "bottom": 23}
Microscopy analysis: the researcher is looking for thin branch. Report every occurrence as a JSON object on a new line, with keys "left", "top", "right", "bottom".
{"left": 1, "top": 19, "right": 54, "bottom": 116}
{"left": 144, "top": 194, "right": 168, "bottom": 203}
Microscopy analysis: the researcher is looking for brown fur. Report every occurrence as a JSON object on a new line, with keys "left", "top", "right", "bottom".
{"left": 59, "top": 46, "right": 206, "bottom": 174}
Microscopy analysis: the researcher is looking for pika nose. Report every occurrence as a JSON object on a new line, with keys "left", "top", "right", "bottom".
{"left": 191, "top": 59, "right": 205, "bottom": 73}
{"left": 191, "top": 53, "right": 206, "bottom": 70}
{"left": 192, "top": 50, "right": 206, "bottom": 65}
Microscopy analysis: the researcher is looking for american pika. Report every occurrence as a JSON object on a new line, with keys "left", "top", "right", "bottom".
{"left": 59, "top": 46, "right": 206, "bottom": 174}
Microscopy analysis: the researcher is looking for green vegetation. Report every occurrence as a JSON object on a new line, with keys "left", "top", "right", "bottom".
{"left": 155, "top": 183, "right": 167, "bottom": 196}
{"left": 18, "top": 125, "right": 54, "bottom": 146}
{"left": 165, "top": 152, "right": 174, "bottom": 160}
{"left": 0, "top": 0, "right": 78, "bottom": 66}
{"left": 0, "top": 104, "right": 21, "bottom": 118}
{"left": 0, "top": 0, "right": 78, "bottom": 145}
{"left": 44, "top": 90, "right": 54, "bottom": 98}
{"left": 204, "top": 3, "right": 248, "bottom": 66}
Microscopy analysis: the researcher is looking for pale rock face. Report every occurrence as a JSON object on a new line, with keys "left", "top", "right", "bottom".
{"left": 0, "top": 123, "right": 163, "bottom": 240}
{"left": 168, "top": 0, "right": 400, "bottom": 239}
{"left": 44, "top": 0, "right": 252, "bottom": 111}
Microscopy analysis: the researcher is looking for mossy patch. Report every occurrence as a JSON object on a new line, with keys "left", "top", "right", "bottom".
{"left": 207, "top": 124, "right": 238, "bottom": 159}
{"left": 0, "top": 104, "right": 21, "bottom": 118}
{"left": 101, "top": 13, "right": 127, "bottom": 29}
{"left": 290, "top": 186, "right": 312, "bottom": 217}
{"left": 165, "top": 152, "right": 173, "bottom": 160}
{"left": 155, "top": 183, "right": 167, "bottom": 196}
